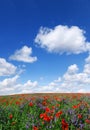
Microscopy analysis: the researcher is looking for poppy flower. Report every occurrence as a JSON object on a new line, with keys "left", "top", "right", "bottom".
{"left": 29, "top": 102, "right": 33, "bottom": 106}
{"left": 16, "top": 101, "right": 20, "bottom": 105}
{"left": 9, "top": 114, "right": 13, "bottom": 119}
{"left": 85, "top": 119, "right": 90, "bottom": 124}
{"left": 33, "top": 126, "right": 38, "bottom": 130}
{"left": 55, "top": 111, "right": 63, "bottom": 118}
{"left": 40, "top": 113, "right": 51, "bottom": 122}
{"left": 61, "top": 119, "right": 69, "bottom": 130}
{"left": 40, "top": 113, "right": 46, "bottom": 119}
{"left": 42, "top": 101, "right": 47, "bottom": 105}
{"left": 72, "top": 105, "right": 78, "bottom": 109}
{"left": 45, "top": 107, "right": 50, "bottom": 113}
{"left": 78, "top": 114, "right": 82, "bottom": 119}
{"left": 43, "top": 115, "right": 51, "bottom": 122}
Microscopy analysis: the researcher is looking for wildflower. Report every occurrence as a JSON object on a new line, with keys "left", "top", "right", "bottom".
{"left": 42, "top": 101, "right": 47, "bottom": 105}
{"left": 78, "top": 114, "right": 82, "bottom": 119}
{"left": 25, "top": 122, "right": 30, "bottom": 129}
{"left": 52, "top": 106, "right": 55, "bottom": 109}
{"left": 61, "top": 119, "right": 69, "bottom": 130}
{"left": 45, "top": 107, "right": 50, "bottom": 113}
{"left": 85, "top": 119, "right": 90, "bottom": 124}
{"left": 71, "top": 116, "right": 77, "bottom": 124}
{"left": 43, "top": 115, "right": 51, "bottom": 122}
{"left": 26, "top": 124, "right": 29, "bottom": 129}
{"left": 40, "top": 113, "right": 46, "bottom": 119}
{"left": 79, "top": 123, "right": 84, "bottom": 129}
{"left": 16, "top": 101, "right": 20, "bottom": 105}
{"left": 44, "top": 96, "right": 48, "bottom": 100}
{"left": 9, "top": 114, "right": 13, "bottom": 119}
{"left": 55, "top": 111, "right": 63, "bottom": 118}
{"left": 40, "top": 113, "right": 51, "bottom": 122}
{"left": 56, "top": 104, "right": 60, "bottom": 107}
{"left": 67, "top": 109, "right": 74, "bottom": 115}
{"left": 33, "top": 126, "right": 38, "bottom": 130}
{"left": 50, "top": 109, "right": 54, "bottom": 114}
{"left": 29, "top": 102, "right": 33, "bottom": 107}
{"left": 72, "top": 105, "right": 78, "bottom": 109}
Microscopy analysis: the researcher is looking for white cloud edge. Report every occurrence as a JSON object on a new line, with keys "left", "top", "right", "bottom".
{"left": 9, "top": 45, "right": 37, "bottom": 63}
{"left": 0, "top": 58, "right": 17, "bottom": 76}
{"left": 35, "top": 25, "right": 90, "bottom": 54}
{"left": 0, "top": 54, "right": 90, "bottom": 95}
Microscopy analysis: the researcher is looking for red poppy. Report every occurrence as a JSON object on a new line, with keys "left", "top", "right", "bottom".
{"left": 43, "top": 115, "right": 51, "bottom": 122}
{"left": 85, "top": 119, "right": 90, "bottom": 124}
{"left": 29, "top": 102, "right": 33, "bottom": 107}
{"left": 52, "top": 106, "right": 55, "bottom": 109}
{"left": 40, "top": 113, "right": 51, "bottom": 122}
{"left": 45, "top": 107, "right": 50, "bottom": 113}
{"left": 9, "top": 114, "right": 13, "bottom": 119}
{"left": 40, "top": 113, "right": 46, "bottom": 119}
{"left": 61, "top": 119, "right": 69, "bottom": 130}
{"left": 55, "top": 111, "right": 63, "bottom": 118}
{"left": 72, "top": 105, "right": 78, "bottom": 109}
{"left": 33, "top": 126, "right": 38, "bottom": 130}
{"left": 44, "top": 96, "right": 48, "bottom": 100}
{"left": 16, "top": 101, "right": 20, "bottom": 105}
{"left": 56, "top": 104, "right": 60, "bottom": 107}
{"left": 42, "top": 101, "right": 47, "bottom": 106}
{"left": 50, "top": 109, "right": 54, "bottom": 114}
{"left": 78, "top": 114, "right": 82, "bottom": 119}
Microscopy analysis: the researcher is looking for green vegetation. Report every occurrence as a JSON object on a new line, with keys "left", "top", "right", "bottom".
{"left": 0, "top": 93, "right": 90, "bottom": 130}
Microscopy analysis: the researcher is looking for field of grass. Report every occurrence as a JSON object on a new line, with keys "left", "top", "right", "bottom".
{"left": 0, "top": 93, "right": 90, "bottom": 130}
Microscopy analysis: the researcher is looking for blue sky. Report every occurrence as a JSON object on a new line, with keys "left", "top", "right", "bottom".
{"left": 0, "top": 0, "right": 90, "bottom": 95}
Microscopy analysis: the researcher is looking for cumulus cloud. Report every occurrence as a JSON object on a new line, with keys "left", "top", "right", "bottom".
{"left": 1, "top": 54, "right": 90, "bottom": 95}
{"left": 0, "top": 58, "right": 17, "bottom": 76}
{"left": 83, "top": 55, "right": 90, "bottom": 76}
{"left": 54, "top": 77, "right": 61, "bottom": 83}
{"left": 85, "top": 55, "right": 90, "bottom": 63}
{"left": 0, "top": 75, "right": 19, "bottom": 94}
{"left": 35, "top": 25, "right": 90, "bottom": 54}
{"left": 9, "top": 46, "right": 37, "bottom": 63}
{"left": 67, "top": 64, "right": 79, "bottom": 74}
{"left": 33, "top": 55, "right": 90, "bottom": 93}
{"left": 0, "top": 75, "right": 38, "bottom": 95}
{"left": 20, "top": 80, "right": 38, "bottom": 94}
{"left": 0, "top": 75, "right": 19, "bottom": 87}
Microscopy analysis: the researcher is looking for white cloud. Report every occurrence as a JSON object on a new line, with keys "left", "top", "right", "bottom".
{"left": 23, "top": 80, "right": 38, "bottom": 88}
{"left": 0, "top": 75, "right": 19, "bottom": 87}
{"left": 77, "top": 89, "right": 86, "bottom": 93}
{"left": 34, "top": 54, "right": 90, "bottom": 93}
{"left": 35, "top": 25, "right": 90, "bottom": 54}
{"left": 67, "top": 64, "right": 79, "bottom": 74}
{"left": 0, "top": 58, "right": 17, "bottom": 76}
{"left": 1, "top": 54, "right": 90, "bottom": 95}
{"left": 61, "top": 62, "right": 90, "bottom": 92}
{"left": 85, "top": 54, "right": 90, "bottom": 63}
{"left": 83, "top": 64, "right": 90, "bottom": 74}
{"left": 83, "top": 55, "right": 90, "bottom": 74}
{"left": 0, "top": 75, "right": 38, "bottom": 95}
{"left": 0, "top": 75, "right": 19, "bottom": 94}
{"left": 9, "top": 46, "right": 37, "bottom": 63}
{"left": 54, "top": 77, "right": 61, "bottom": 83}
